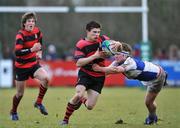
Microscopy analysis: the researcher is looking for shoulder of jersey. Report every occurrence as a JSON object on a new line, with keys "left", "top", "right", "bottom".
{"left": 101, "top": 35, "right": 110, "bottom": 40}
{"left": 76, "top": 39, "right": 88, "bottom": 49}
{"left": 33, "top": 27, "right": 40, "bottom": 33}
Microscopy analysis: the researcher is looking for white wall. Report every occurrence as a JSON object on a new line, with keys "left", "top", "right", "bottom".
{"left": 0, "top": 60, "right": 13, "bottom": 88}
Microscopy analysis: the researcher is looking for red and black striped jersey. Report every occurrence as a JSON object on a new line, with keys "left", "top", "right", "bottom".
{"left": 14, "top": 27, "right": 43, "bottom": 68}
{"left": 74, "top": 35, "right": 110, "bottom": 77}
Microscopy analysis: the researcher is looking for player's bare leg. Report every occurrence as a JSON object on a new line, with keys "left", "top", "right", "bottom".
{"left": 144, "top": 92, "right": 158, "bottom": 125}
{"left": 34, "top": 68, "right": 49, "bottom": 115}
{"left": 85, "top": 89, "right": 99, "bottom": 110}
{"left": 60, "top": 85, "right": 86, "bottom": 125}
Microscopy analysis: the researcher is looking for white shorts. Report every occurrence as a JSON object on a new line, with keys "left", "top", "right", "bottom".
{"left": 141, "top": 67, "right": 167, "bottom": 93}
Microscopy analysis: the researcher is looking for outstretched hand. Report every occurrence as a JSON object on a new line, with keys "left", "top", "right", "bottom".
{"left": 92, "top": 64, "right": 120, "bottom": 74}
{"left": 105, "top": 66, "right": 120, "bottom": 74}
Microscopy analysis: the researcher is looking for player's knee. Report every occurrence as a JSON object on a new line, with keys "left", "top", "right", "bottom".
{"left": 86, "top": 105, "right": 94, "bottom": 110}
{"left": 86, "top": 102, "right": 95, "bottom": 110}
{"left": 145, "top": 100, "right": 151, "bottom": 107}
{"left": 41, "top": 76, "right": 50, "bottom": 87}
{"left": 46, "top": 77, "right": 50, "bottom": 85}
{"left": 45, "top": 76, "right": 50, "bottom": 84}
{"left": 16, "top": 92, "right": 24, "bottom": 97}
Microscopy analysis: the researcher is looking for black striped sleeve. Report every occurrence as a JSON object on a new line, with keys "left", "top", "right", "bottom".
{"left": 74, "top": 47, "right": 85, "bottom": 60}
{"left": 15, "top": 49, "right": 31, "bottom": 56}
{"left": 15, "top": 38, "right": 30, "bottom": 56}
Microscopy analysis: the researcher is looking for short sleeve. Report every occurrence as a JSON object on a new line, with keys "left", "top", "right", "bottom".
{"left": 122, "top": 57, "right": 136, "bottom": 71}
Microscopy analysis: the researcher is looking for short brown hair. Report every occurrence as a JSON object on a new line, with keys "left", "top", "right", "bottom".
{"left": 117, "top": 42, "right": 132, "bottom": 55}
{"left": 86, "top": 21, "right": 101, "bottom": 31}
{"left": 21, "top": 12, "right": 37, "bottom": 28}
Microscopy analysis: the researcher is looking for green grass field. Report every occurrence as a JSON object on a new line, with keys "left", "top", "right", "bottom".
{"left": 0, "top": 87, "right": 180, "bottom": 128}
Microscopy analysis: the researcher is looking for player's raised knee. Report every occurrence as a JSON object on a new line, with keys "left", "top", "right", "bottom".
{"left": 86, "top": 105, "right": 94, "bottom": 110}
{"left": 86, "top": 103, "right": 95, "bottom": 110}
{"left": 16, "top": 93, "right": 24, "bottom": 98}
{"left": 45, "top": 76, "right": 50, "bottom": 85}
{"left": 41, "top": 76, "right": 50, "bottom": 87}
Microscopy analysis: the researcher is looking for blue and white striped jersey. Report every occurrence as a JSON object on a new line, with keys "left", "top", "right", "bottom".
{"left": 116, "top": 57, "right": 160, "bottom": 81}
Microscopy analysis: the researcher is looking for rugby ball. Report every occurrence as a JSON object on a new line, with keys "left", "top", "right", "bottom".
{"left": 101, "top": 40, "right": 114, "bottom": 56}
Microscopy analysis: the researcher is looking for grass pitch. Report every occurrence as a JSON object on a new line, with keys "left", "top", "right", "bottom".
{"left": 0, "top": 87, "right": 180, "bottom": 128}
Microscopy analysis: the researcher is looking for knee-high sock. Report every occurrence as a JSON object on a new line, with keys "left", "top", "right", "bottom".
{"left": 81, "top": 97, "right": 87, "bottom": 104}
{"left": 36, "top": 84, "right": 47, "bottom": 104}
{"left": 63, "top": 102, "right": 75, "bottom": 122}
{"left": 11, "top": 95, "right": 23, "bottom": 113}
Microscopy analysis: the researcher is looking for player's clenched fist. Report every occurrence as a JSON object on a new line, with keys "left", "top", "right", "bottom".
{"left": 31, "top": 43, "right": 41, "bottom": 52}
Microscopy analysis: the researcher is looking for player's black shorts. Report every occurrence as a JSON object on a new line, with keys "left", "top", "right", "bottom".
{"left": 15, "top": 64, "right": 41, "bottom": 81}
{"left": 76, "top": 70, "right": 105, "bottom": 94}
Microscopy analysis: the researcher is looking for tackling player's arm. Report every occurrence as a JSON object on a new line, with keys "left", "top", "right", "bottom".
{"left": 92, "top": 64, "right": 120, "bottom": 75}
{"left": 92, "top": 60, "right": 126, "bottom": 75}
{"left": 109, "top": 60, "right": 126, "bottom": 73}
